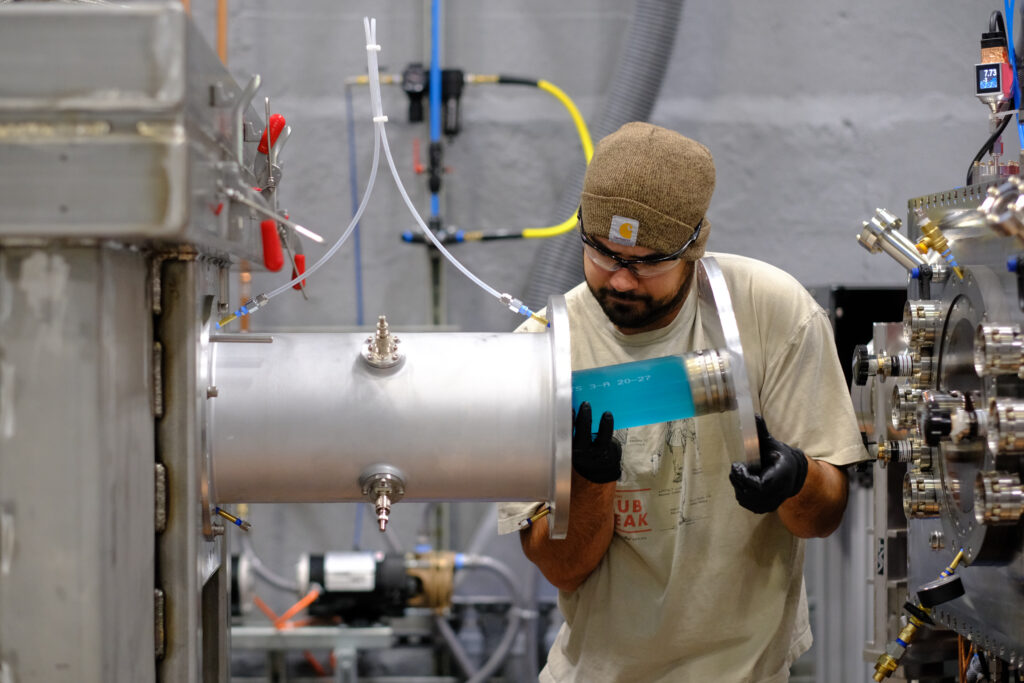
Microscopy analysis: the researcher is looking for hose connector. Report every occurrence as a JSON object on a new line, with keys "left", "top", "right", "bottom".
{"left": 363, "top": 315, "right": 403, "bottom": 368}
{"left": 217, "top": 293, "right": 269, "bottom": 328}
{"left": 359, "top": 465, "right": 406, "bottom": 532}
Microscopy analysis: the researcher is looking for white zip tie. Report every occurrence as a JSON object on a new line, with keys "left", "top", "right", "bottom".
{"left": 366, "top": 44, "right": 381, "bottom": 51}
{"left": 373, "top": 115, "right": 388, "bottom": 123}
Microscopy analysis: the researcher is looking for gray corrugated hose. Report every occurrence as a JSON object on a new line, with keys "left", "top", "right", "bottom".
{"left": 523, "top": 0, "right": 684, "bottom": 310}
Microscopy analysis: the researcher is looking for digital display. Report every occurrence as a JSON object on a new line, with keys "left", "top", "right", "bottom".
{"left": 977, "top": 63, "right": 1002, "bottom": 94}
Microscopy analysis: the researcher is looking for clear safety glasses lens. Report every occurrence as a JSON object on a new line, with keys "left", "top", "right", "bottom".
{"left": 582, "top": 243, "right": 683, "bottom": 278}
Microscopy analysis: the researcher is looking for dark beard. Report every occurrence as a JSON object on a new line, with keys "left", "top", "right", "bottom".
{"left": 587, "top": 274, "right": 691, "bottom": 331}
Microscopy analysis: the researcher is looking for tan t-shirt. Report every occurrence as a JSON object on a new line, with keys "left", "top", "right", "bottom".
{"left": 498, "top": 252, "right": 867, "bottom": 683}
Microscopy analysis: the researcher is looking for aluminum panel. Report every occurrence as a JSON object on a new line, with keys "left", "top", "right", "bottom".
{"left": 0, "top": 2, "right": 264, "bottom": 263}
{"left": 0, "top": 247, "right": 155, "bottom": 683}
{"left": 0, "top": 5, "right": 185, "bottom": 111}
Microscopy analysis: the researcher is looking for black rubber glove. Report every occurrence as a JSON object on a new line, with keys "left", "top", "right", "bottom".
{"left": 729, "top": 415, "right": 808, "bottom": 513}
{"left": 572, "top": 402, "right": 622, "bottom": 484}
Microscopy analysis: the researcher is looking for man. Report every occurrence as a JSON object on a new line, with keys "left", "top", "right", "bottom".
{"left": 498, "top": 122, "right": 866, "bottom": 682}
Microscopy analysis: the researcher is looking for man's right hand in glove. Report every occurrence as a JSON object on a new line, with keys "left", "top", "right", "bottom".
{"left": 572, "top": 402, "right": 622, "bottom": 484}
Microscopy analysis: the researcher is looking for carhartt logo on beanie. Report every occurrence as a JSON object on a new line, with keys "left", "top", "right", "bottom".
{"left": 580, "top": 122, "right": 715, "bottom": 259}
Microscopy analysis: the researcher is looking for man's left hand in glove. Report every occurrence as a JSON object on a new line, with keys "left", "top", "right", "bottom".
{"left": 729, "top": 415, "right": 808, "bottom": 514}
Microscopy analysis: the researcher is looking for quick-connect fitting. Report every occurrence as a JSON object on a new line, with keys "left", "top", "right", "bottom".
{"left": 217, "top": 293, "right": 269, "bottom": 329}
{"left": 499, "top": 292, "right": 548, "bottom": 325}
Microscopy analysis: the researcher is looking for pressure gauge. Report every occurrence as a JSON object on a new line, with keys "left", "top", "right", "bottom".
{"left": 975, "top": 62, "right": 1014, "bottom": 106}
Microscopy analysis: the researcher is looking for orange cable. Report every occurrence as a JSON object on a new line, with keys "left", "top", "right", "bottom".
{"left": 254, "top": 593, "right": 330, "bottom": 676}
{"left": 274, "top": 587, "right": 321, "bottom": 630}
{"left": 303, "top": 651, "right": 330, "bottom": 678}
{"left": 252, "top": 594, "right": 280, "bottom": 623}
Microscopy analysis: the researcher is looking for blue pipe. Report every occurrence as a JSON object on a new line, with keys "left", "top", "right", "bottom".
{"left": 1006, "top": 0, "right": 1024, "bottom": 149}
{"left": 430, "top": 0, "right": 442, "bottom": 218}
{"left": 344, "top": 84, "right": 365, "bottom": 326}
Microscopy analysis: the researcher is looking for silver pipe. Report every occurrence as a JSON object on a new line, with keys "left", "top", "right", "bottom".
{"left": 857, "top": 207, "right": 928, "bottom": 272}
{"left": 210, "top": 297, "right": 573, "bottom": 538}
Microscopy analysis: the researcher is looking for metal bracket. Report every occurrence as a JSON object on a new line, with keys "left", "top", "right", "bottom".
{"left": 210, "top": 81, "right": 235, "bottom": 107}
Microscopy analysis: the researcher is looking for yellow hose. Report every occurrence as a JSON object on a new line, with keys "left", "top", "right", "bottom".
{"left": 537, "top": 79, "right": 593, "bottom": 163}
{"left": 522, "top": 79, "right": 592, "bottom": 238}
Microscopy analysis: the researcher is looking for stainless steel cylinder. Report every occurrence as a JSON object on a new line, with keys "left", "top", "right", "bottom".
{"left": 974, "top": 323, "right": 1024, "bottom": 378}
{"left": 987, "top": 398, "right": 1024, "bottom": 455}
{"left": 209, "top": 296, "right": 572, "bottom": 537}
{"left": 903, "top": 299, "right": 942, "bottom": 349}
{"left": 903, "top": 470, "right": 941, "bottom": 519}
{"left": 974, "top": 471, "right": 1024, "bottom": 525}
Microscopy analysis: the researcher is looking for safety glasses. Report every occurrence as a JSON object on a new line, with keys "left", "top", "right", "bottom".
{"left": 579, "top": 218, "right": 701, "bottom": 279}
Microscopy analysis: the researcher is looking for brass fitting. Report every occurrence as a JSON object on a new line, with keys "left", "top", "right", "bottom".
{"left": 406, "top": 551, "right": 456, "bottom": 613}
{"left": 872, "top": 613, "right": 927, "bottom": 680}
{"left": 915, "top": 219, "right": 964, "bottom": 279}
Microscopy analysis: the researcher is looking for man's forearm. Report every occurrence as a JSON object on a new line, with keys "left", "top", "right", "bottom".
{"left": 778, "top": 459, "right": 848, "bottom": 538}
{"left": 520, "top": 471, "right": 616, "bottom": 592}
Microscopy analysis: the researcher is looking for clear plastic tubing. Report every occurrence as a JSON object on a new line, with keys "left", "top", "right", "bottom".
{"left": 571, "top": 350, "right": 733, "bottom": 431}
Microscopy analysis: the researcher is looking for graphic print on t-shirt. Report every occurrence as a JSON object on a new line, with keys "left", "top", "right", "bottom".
{"left": 615, "top": 420, "right": 707, "bottom": 539}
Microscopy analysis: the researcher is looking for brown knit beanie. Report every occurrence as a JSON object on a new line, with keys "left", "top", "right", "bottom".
{"left": 580, "top": 122, "right": 714, "bottom": 259}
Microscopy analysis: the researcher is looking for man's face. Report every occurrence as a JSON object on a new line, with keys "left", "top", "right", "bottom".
{"left": 583, "top": 236, "right": 695, "bottom": 334}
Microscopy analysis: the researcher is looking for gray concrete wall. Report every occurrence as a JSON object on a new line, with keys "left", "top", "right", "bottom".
{"left": 188, "top": 0, "right": 1001, "bottom": 334}
{"left": 187, "top": 1, "right": 1009, "bottom": 677}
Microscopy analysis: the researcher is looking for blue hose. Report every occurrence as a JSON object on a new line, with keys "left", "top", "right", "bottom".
{"left": 1006, "top": 0, "right": 1024, "bottom": 149}
{"left": 430, "top": 0, "right": 442, "bottom": 218}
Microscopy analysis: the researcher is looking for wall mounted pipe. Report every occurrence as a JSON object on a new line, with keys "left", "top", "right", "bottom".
{"left": 210, "top": 296, "right": 572, "bottom": 538}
